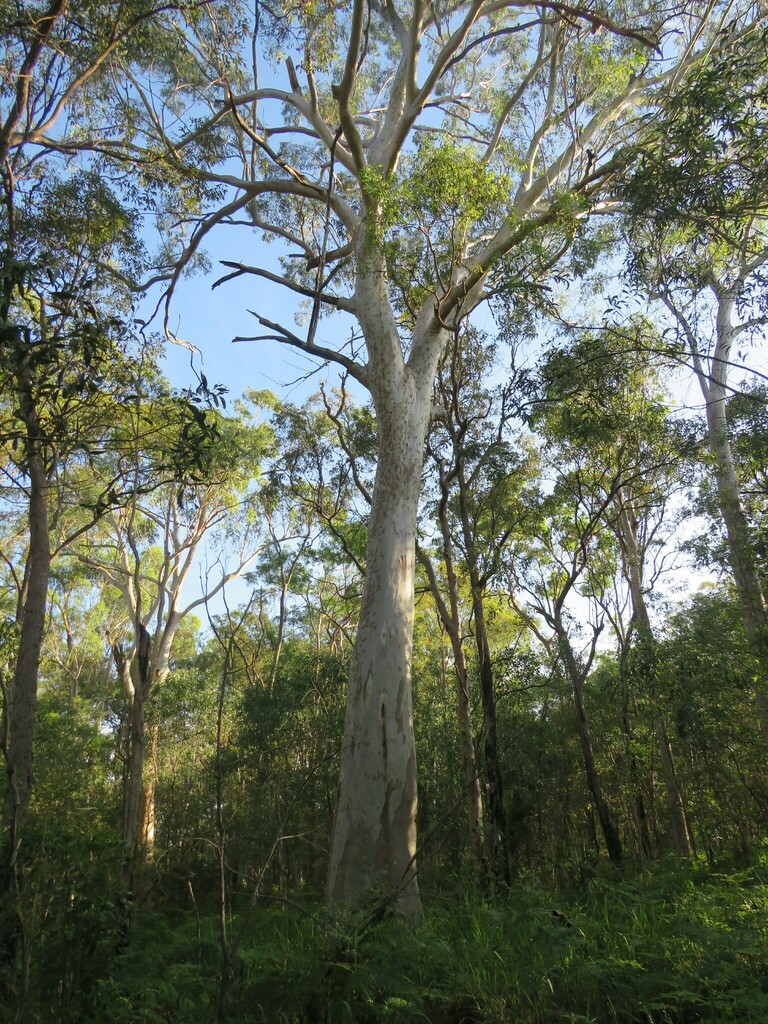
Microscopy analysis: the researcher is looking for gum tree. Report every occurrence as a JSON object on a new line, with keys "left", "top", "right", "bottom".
{"left": 0, "top": 199, "right": 146, "bottom": 975}
{"left": 625, "top": 26, "right": 768, "bottom": 745}
{"left": 534, "top": 327, "right": 693, "bottom": 856}
{"left": 419, "top": 327, "right": 540, "bottom": 886}
{"left": 72, "top": 392, "right": 274, "bottom": 897}
{"left": 98, "top": 0, "right": 759, "bottom": 913}
{"left": 0, "top": 1, "right": 225, "bottom": 988}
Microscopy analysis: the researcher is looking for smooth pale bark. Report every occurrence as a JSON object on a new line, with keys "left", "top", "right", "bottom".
{"left": 328, "top": 253, "right": 447, "bottom": 916}
{"left": 327, "top": 383, "right": 426, "bottom": 914}
{"left": 140, "top": 725, "right": 158, "bottom": 851}
{"left": 697, "top": 290, "right": 768, "bottom": 745}
{"left": 661, "top": 284, "right": 768, "bottom": 744}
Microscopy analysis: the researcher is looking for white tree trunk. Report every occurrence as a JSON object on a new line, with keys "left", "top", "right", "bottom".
{"left": 328, "top": 393, "right": 428, "bottom": 915}
{"left": 326, "top": 225, "right": 454, "bottom": 915}
{"left": 697, "top": 291, "right": 768, "bottom": 744}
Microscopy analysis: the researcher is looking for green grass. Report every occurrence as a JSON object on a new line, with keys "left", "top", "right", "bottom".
{"left": 19, "top": 860, "right": 768, "bottom": 1024}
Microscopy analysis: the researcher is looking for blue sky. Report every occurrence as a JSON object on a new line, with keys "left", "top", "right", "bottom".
{"left": 156, "top": 222, "right": 348, "bottom": 407}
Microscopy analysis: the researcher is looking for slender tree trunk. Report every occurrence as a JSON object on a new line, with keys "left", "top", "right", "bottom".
{"left": 139, "top": 724, "right": 158, "bottom": 853}
{"left": 474, "top": 598, "right": 510, "bottom": 884}
{"left": 1, "top": 437, "right": 50, "bottom": 988}
{"left": 451, "top": 641, "right": 486, "bottom": 886}
{"left": 654, "top": 717, "right": 692, "bottom": 855}
{"left": 122, "top": 683, "right": 147, "bottom": 888}
{"left": 706, "top": 404, "right": 768, "bottom": 742}
{"left": 618, "top": 662, "right": 653, "bottom": 860}
{"left": 558, "top": 628, "right": 623, "bottom": 865}
{"left": 692, "top": 290, "right": 768, "bottom": 745}
{"left": 706, "top": 407, "right": 768, "bottom": 663}
{"left": 614, "top": 492, "right": 691, "bottom": 856}
{"left": 114, "top": 638, "right": 156, "bottom": 901}
{"left": 211, "top": 623, "right": 235, "bottom": 1024}
{"left": 454, "top": 465, "right": 510, "bottom": 885}
{"left": 417, "top": 541, "right": 486, "bottom": 886}
{"left": 1, "top": 455, "right": 49, "bottom": 874}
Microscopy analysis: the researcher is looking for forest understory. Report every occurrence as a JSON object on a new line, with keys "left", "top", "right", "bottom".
{"left": 9, "top": 853, "right": 768, "bottom": 1023}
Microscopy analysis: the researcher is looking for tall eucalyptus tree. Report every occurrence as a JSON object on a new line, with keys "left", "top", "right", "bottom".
{"left": 93, "top": 0, "right": 760, "bottom": 912}
{"left": 73, "top": 392, "right": 273, "bottom": 897}
{"left": 0, "top": 1, "right": 222, "bottom": 989}
{"left": 624, "top": 26, "right": 768, "bottom": 745}
{"left": 0, "top": 193, "right": 146, "bottom": 979}
{"left": 534, "top": 327, "right": 693, "bottom": 856}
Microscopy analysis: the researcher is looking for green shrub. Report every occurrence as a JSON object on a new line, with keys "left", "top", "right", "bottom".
{"left": 21, "top": 861, "right": 768, "bottom": 1023}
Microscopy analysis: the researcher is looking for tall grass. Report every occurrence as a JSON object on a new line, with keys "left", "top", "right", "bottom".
{"left": 32, "top": 859, "right": 768, "bottom": 1024}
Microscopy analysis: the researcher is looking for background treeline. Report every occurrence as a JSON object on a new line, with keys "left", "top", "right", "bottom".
{"left": 2, "top": 352, "right": 767, "bottom": 1023}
